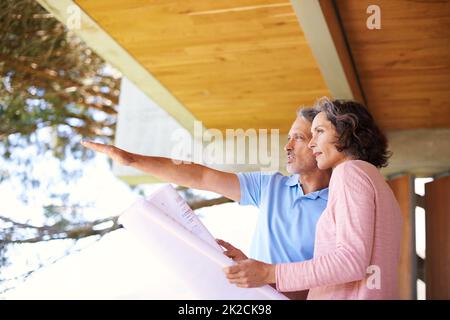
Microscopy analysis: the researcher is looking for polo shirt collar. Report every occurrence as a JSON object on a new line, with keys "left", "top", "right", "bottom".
{"left": 285, "top": 174, "right": 329, "bottom": 200}
{"left": 285, "top": 174, "right": 300, "bottom": 187}
{"left": 301, "top": 187, "right": 329, "bottom": 200}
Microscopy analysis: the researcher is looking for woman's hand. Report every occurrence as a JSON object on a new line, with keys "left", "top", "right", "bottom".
{"left": 81, "top": 140, "right": 135, "bottom": 166}
{"left": 217, "top": 239, "right": 248, "bottom": 261}
{"left": 223, "top": 259, "right": 276, "bottom": 288}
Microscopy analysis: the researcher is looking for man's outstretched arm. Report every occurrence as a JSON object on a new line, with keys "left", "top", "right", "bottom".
{"left": 81, "top": 141, "right": 240, "bottom": 201}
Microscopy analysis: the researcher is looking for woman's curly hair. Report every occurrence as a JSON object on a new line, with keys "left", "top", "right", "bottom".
{"left": 313, "top": 97, "right": 392, "bottom": 168}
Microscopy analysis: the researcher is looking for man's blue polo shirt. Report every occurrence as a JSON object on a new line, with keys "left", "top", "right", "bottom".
{"left": 237, "top": 172, "right": 328, "bottom": 264}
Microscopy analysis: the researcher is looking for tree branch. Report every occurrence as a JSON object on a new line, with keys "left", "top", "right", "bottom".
{"left": 0, "top": 196, "right": 233, "bottom": 245}
{"left": 188, "top": 197, "right": 233, "bottom": 210}
{"left": 0, "top": 215, "right": 44, "bottom": 230}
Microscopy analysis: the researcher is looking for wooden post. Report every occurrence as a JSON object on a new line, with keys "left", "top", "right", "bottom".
{"left": 425, "top": 174, "right": 450, "bottom": 299}
{"left": 387, "top": 175, "right": 416, "bottom": 300}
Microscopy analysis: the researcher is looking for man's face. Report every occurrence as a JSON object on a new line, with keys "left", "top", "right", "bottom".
{"left": 284, "top": 116, "right": 318, "bottom": 174}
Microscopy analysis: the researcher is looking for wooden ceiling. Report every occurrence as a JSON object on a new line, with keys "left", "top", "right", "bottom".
{"left": 73, "top": 0, "right": 450, "bottom": 132}
{"left": 74, "top": 0, "right": 330, "bottom": 133}
{"left": 335, "top": 0, "right": 450, "bottom": 130}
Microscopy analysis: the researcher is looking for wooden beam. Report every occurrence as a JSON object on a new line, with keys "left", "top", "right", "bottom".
{"left": 387, "top": 175, "right": 417, "bottom": 300}
{"left": 36, "top": 0, "right": 203, "bottom": 136}
{"left": 290, "top": 0, "right": 364, "bottom": 103}
{"left": 425, "top": 174, "right": 450, "bottom": 300}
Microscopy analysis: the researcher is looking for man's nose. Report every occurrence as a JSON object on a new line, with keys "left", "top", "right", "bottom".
{"left": 284, "top": 139, "right": 293, "bottom": 152}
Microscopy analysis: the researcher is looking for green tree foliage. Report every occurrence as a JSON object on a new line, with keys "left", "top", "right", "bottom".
{"left": 0, "top": 0, "right": 120, "bottom": 149}
{"left": 0, "top": 0, "right": 121, "bottom": 200}
{"left": 0, "top": 0, "right": 121, "bottom": 286}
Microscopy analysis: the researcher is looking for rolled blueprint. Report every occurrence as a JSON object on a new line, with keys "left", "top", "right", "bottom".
{"left": 119, "top": 196, "right": 288, "bottom": 300}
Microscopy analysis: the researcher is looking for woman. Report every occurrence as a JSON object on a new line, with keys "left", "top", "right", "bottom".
{"left": 224, "top": 97, "right": 402, "bottom": 299}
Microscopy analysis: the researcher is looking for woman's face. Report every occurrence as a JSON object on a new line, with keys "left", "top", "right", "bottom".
{"left": 308, "top": 112, "right": 350, "bottom": 170}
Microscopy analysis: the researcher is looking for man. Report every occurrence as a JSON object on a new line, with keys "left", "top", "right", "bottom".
{"left": 81, "top": 108, "right": 330, "bottom": 298}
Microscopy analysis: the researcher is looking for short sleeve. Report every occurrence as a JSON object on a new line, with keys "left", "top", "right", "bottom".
{"left": 236, "top": 172, "right": 263, "bottom": 206}
{"left": 237, "top": 171, "right": 277, "bottom": 206}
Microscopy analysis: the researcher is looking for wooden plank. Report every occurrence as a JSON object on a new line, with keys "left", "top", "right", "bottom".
{"left": 387, "top": 175, "right": 416, "bottom": 300}
{"left": 73, "top": 0, "right": 331, "bottom": 133}
{"left": 335, "top": 0, "right": 450, "bottom": 130}
{"left": 425, "top": 175, "right": 450, "bottom": 300}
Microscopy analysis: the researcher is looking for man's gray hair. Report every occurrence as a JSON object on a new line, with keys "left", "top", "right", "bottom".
{"left": 296, "top": 107, "right": 319, "bottom": 123}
